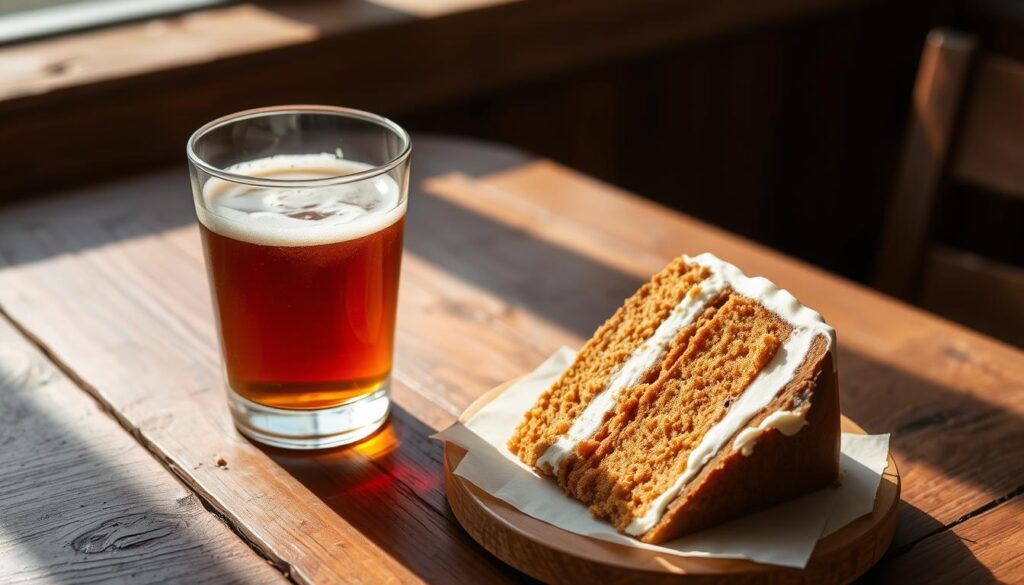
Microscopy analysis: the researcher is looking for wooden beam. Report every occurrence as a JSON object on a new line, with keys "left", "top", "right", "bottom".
{"left": 0, "top": 0, "right": 866, "bottom": 202}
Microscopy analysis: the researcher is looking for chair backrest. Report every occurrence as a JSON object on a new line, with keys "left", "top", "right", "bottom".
{"left": 876, "top": 28, "right": 1024, "bottom": 300}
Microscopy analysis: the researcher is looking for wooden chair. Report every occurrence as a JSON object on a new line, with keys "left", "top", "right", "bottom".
{"left": 876, "top": 28, "right": 1024, "bottom": 345}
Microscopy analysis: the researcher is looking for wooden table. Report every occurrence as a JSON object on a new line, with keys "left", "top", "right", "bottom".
{"left": 0, "top": 136, "right": 1020, "bottom": 584}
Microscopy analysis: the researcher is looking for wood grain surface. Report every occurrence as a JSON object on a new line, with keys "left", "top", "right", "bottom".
{"left": 0, "top": 306, "right": 285, "bottom": 584}
{"left": 870, "top": 494, "right": 1024, "bottom": 584}
{"left": 0, "top": 137, "right": 1020, "bottom": 583}
{"left": 443, "top": 385, "right": 899, "bottom": 584}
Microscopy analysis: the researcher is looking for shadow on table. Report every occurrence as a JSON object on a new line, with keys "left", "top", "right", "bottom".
{"left": 0, "top": 134, "right": 531, "bottom": 270}
{"left": 406, "top": 179, "right": 643, "bottom": 336}
{"left": 258, "top": 403, "right": 539, "bottom": 584}
{"left": 0, "top": 167, "right": 196, "bottom": 269}
{"left": 837, "top": 349, "right": 1022, "bottom": 555}
{"left": 0, "top": 336, "right": 272, "bottom": 584}
{"left": 854, "top": 501, "right": 995, "bottom": 584}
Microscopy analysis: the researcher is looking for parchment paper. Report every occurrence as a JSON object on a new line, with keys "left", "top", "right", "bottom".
{"left": 434, "top": 347, "right": 891, "bottom": 568}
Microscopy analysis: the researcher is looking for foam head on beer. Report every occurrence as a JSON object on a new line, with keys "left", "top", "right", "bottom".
{"left": 197, "top": 153, "right": 406, "bottom": 247}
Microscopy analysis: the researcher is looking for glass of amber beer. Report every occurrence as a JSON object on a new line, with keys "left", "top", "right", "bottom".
{"left": 187, "top": 106, "right": 410, "bottom": 449}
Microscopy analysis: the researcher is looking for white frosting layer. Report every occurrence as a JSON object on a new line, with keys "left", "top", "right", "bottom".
{"left": 689, "top": 253, "right": 836, "bottom": 359}
{"left": 624, "top": 253, "right": 834, "bottom": 535}
{"left": 732, "top": 408, "right": 809, "bottom": 457}
{"left": 196, "top": 154, "right": 405, "bottom": 247}
{"left": 536, "top": 267, "right": 732, "bottom": 473}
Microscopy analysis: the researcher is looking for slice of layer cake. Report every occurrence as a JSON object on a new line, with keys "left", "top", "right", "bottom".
{"left": 508, "top": 253, "right": 839, "bottom": 543}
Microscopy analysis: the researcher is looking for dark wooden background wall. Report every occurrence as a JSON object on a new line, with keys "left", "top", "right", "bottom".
{"left": 402, "top": 0, "right": 1022, "bottom": 284}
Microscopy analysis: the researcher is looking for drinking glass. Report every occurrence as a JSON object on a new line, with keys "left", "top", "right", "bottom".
{"left": 187, "top": 105, "right": 410, "bottom": 449}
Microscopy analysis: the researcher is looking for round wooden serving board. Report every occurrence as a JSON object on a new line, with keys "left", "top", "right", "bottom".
{"left": 443, "top": 381, "right": 900, "bottom": 584}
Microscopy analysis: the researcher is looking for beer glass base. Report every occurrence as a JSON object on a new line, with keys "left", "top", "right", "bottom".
{"left": 227, "top": 386, "right": 390, "bottom": 450}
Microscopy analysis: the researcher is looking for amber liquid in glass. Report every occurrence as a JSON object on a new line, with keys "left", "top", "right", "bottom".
{"left": 198, "top": 156, "right": 404, "bottom": 410}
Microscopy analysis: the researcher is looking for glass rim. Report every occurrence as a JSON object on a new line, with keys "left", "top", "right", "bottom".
{"left": 186, "top": 105, "right": 412, "bottom": 188}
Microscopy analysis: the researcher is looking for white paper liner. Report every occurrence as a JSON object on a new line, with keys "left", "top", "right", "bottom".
{"left": 434, "top": 347, "right": 891, "bottom": 569}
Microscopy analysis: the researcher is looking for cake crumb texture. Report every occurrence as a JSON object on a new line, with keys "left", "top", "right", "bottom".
{"left": 564, "top": 296, "right": 792, "bottom": 531}
{"left": 508, "top": 258, "right": 708, "bottom": 469}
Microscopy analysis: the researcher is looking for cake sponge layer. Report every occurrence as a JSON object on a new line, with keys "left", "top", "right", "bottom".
{"left": 563, "top": 295, "right": 792, "bottom": 532}
{"left": 508, "top": 253, "right": 840, "bottom": 543}
{"left": 508, "top": 258, "right": 709, "bottom": 468}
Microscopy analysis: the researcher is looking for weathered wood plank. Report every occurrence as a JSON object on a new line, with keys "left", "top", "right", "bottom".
{"left": 0, "top": 314, "right": 286, "bottom": 585}
{"left": 0, "top": 5, "right": 317, "bottom": 100}
{"left": 418, "top": 162, "right": 1024, "bottom": 552}
{"left": 868, "top": 495, "right": 1024, "bottom": 584}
